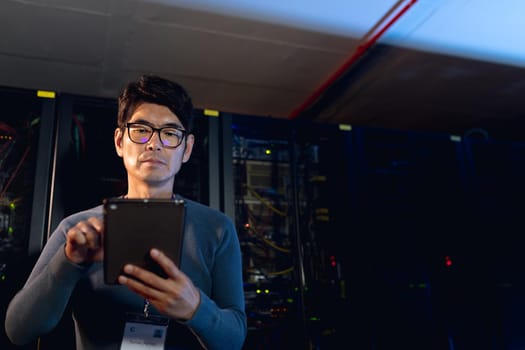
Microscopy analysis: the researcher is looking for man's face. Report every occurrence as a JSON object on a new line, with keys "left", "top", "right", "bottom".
{"left": 114, "top": 102, "right": 194, "bottom": 188}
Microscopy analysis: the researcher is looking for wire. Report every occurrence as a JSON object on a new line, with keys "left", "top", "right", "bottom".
{"left": 0, "top": 122, "right": 17, "bottom": 135}
{"left": 245, "top": 223, "right": 291, "bottom": 254}
{"left": 0, "top": 145, "right": 30, "bottom": 199}
{"left": 261, "top": 237, "right": 291, "bottom": 254}
{"left": 267, "top": 266, "right": 294, "bottom": 276}
{"left": 72, "top": 115, "right": 86, "bottom": 156}
{"left": 245, "top": 184, "right": 287, "bottom": 217}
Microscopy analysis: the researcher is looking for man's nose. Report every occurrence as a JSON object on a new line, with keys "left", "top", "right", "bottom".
{"left": 147, "top": 130, "right": 163, "bottom": 149}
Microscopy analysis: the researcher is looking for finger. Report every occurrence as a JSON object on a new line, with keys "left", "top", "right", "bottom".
{"left": 65, "top": 228, "right": 89, "bottom": 264}
{"left": 67, "top": 228, "right": 87, "bottom": 245}
{"left": 118, "top": 265, "right": 167, "bottom": 298}
{"left": 117, "top": 272, "right": 162, "bottom": 301}
{"left": 121, "top": 264, "right": 163, "bottom": 288}
{"left": 86, "top": 216, "right": 104, "bottom": 232}
{"left": 90, "top": 217, "right": 105, "bottom": 248}
{"left": 72, "top": 226, "right": 97, "bottom": 249}
{"left": 149, "top": 249, "right": 180, "bottom": 279}
{"left": 83, "top": 231, "right": 100, "bottom": 249}
{"left": 76, "top": 220, "right": 103, "bottom": 249}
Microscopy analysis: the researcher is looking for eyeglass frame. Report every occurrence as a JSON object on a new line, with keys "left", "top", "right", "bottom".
{"left": 125, "top": 122, "right": 187, "bottom": 148}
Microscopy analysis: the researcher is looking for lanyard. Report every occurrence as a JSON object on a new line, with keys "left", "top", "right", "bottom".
{"left": 143, "top": 299, "right": 151, "bottom": 318}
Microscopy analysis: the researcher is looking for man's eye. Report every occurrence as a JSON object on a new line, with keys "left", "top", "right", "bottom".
{"left": 163, "top": 130, "right": 179, "bottom": 137}
{"left": 134, "top": 128, "right": 149, "bottom": 134}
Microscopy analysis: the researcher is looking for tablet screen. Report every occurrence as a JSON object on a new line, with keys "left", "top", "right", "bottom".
{"left": 103, "top": 197, "right": 185, "bottom": 284}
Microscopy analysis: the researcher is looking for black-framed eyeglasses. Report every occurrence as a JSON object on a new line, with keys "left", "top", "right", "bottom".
{"left": 126, "top": 122, "right": 186, "bottom": 148}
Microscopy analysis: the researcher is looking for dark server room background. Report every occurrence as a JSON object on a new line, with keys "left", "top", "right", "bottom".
{"left": 2, "top": 87, "right": 525, "bottom": 350}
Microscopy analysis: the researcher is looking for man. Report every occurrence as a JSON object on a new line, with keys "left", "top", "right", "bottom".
{"left": 5, "top": 75, "right": 247, "bottom": 349}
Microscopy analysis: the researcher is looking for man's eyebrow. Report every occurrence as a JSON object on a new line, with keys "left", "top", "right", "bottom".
{"left": 131, "top": 119, "right": 183, "bottom": 129}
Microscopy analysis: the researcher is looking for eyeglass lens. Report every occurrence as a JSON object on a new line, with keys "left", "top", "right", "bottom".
{"left": 127, "top": 123, "right": 184, "bottom": 148}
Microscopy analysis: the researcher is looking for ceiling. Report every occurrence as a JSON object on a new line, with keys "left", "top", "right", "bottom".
{"left": 1, "top": 0, "right": 524, "bottom": 140}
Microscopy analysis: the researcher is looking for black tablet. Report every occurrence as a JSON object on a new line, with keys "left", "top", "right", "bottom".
{"left": 103, "top": 197, "right": 186, "bottom": 284}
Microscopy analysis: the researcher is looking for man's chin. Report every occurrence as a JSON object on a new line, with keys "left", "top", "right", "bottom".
{"left": 141, "top": 173, "right": 174, "bottom": 185}
{"left": 130, "top": 168, "right": 175, "bottom": 185}
{"left": 144, "top": 176, "right": 170, "bottom": 184}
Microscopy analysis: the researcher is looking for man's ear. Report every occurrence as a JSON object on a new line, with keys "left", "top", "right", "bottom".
{"left": 114, "top": 128, "right": 123, "bottom": 158}
{"left": 182, "top": 134, "right": 195, "bottom": 163}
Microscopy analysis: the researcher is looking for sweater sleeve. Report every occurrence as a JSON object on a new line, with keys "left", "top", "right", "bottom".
{"left": 4, "top": 212, "right": 96, "bottom": 345}
{"left": 183, "top": 217, "right": 247, "bottom": 350}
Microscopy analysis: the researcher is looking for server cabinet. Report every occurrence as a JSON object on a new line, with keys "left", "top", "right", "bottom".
{"left": 461, "top": 136, "right": 525, "bottom": 349}
{"left": 230, "top": 114, "right": 312, "bottom": 349}
{"left": 232, "top": 118, "right": 354, "bottom": 349}
{"left": 48, "top": 94, "right": 122, "bottom": 232}
{"left": 0, "top": 87, "right": 56, "bottom": 350}
{"left": 349, "top": 126, "right": 468, "bottom": 349}
{"left": 293, "top": 121, "right": 354, "bottom": 349}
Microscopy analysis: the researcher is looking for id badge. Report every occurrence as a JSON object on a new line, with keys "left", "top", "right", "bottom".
{"left": 120, "top": 313, "right": 170, "bottom": 350}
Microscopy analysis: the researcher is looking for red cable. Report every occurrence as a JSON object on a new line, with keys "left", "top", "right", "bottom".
{"left": 72, "top": 115, "right": 87, "bottom": 155}
{"left": 0, "top": 145, "right": 30, "bottom": 199}
{"left": 288, "top": 0, "right": 418, "bottom": 119}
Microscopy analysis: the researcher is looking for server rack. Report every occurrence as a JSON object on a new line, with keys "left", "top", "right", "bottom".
{"left": 0, "top": 87, "right": 56, "bottom": 350}
{"left": 230, "top": 116, "right": 355, "bottom": 349}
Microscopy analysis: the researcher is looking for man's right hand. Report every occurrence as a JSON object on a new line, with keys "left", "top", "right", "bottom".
{"left": 65, "top": 217, "right": 104, "bottom": 264}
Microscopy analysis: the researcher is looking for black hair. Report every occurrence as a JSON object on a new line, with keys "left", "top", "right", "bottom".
{"left": 117, "top": 74, "right": 194, "bottom": 132}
